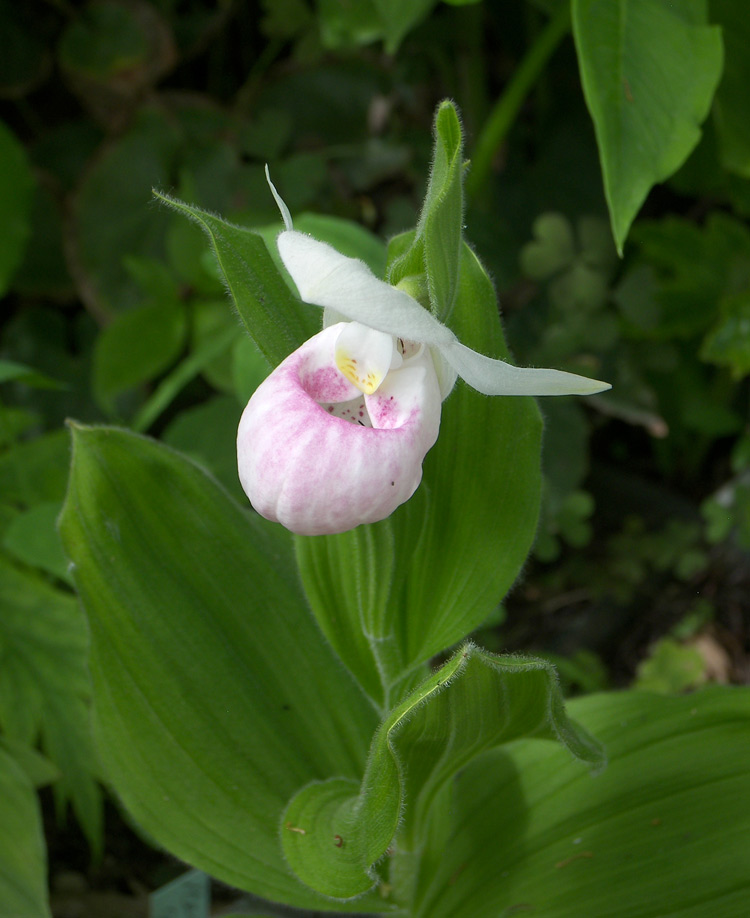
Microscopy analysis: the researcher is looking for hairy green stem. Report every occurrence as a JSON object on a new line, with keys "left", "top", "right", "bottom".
{"left": 465, "top": 3, "right": 571, "bottom": 200}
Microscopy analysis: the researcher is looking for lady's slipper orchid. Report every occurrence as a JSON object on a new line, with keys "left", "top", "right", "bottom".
{"left": 237, "top": 171, "right": 610, "bottom": 536}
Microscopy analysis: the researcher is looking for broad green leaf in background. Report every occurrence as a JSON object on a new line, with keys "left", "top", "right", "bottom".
{"left": 572, "top": 0, "right": 723, "bottom": 253}
{"left": 12, "top": 181, "right": 74, "bottom": 297}
{"left": 58, "top": 425, "right": 388, "bottom": 912}
{"left": 0, "top": 119, "right": 35, "bottom": 296}
{"left": 0, "top": 430, "right": 70, "bottom": 508}
{"left": 57, "top": 0, "right": 175, "bottom": 128}
{"left": 58, "top": 2, "right": 149, "bottom": 80}
{"left": 165, "top": 214, "right": 226, "bottom": 297}
{"left": 3, "top": 500, "right": 72, "bottom": 584}
{"left": 190, "top": 299, "right": 246, "bottom": 394}
{"left": 0, "top": 747, "right": 52, "bottom": 918}
{"left": 389, "top": 100, "right": 464, "bottom": 320}
{"left": 232, "top": 335, "right": 271, "bottom": 403}
{"left": 633, "top": 638, "right": 707, "bottom": 694}
{"left": 92, "top": 297, "right": 187, "bottom": 413}
{"left": 701, "top": 289, "right": 750, "bottom": 377}
{"left": 315, "top": 0, "right": 443, "bottom": 52}
{"left": 70, "top": 108, "right": 179, "bottom": 320}
{"left": 711, "top": 0, "right": 750, "bottom": 177}
{"left": 0, "top": 557, "right": 102, "bottom": 853}
{"left": 130, "top": 319, "right": 239, "bottom": 433}
{"left": 316, "top": 0, "right": 383, "bottom": 48}
{"left": 373, "top": 0, "right": 437, "bottom": 53}
{"left": 411, "top": 687, "right": 750, "bottom": 917}
{"left": 0, "top": 358, "right": 61, "bottom": 389}
{"left": 618, "top": 213, "right": 750, "bottom": 340}
{"left": 70, "top": 98, "right": 269, "bottom": 319}
{"left": 0, "top": 301, "right": 97, "bottom": 431}
{"left": 297, "top": 240, "right": 544, "bottom": 701}
{"left": 0, "top": 736, "right": 59, "bottom": 789}
{"left": 281, "top": 645, "right": 603, "bottom": 900}
{"left": 520, "top": 212, "right": 576, "bottom": 280}
{"left": 0, "top": 408, "right": 39, "bottom": 451}
{"left": 153, "top": 192, "right": 319, "bottom": 366}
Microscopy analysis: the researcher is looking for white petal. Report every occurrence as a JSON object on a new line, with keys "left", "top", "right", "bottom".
{"left": 365, "top": 350, "right": 439, "bottom": 430}
{"left": 334, "top": 322, "right": 399, "bottom": 394}
{"left": 443, "top": 340, "right": 611, "bottom": 396}
{"left": 277, "top": 230, "right": 611, "bottom": 398}
{"left": 428, "top": 347, "right": 459, "bottom": 400}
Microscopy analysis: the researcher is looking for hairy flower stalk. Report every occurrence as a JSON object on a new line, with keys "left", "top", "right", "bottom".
{"left": 237, "top": 171, "right": 610, "bottom": 535}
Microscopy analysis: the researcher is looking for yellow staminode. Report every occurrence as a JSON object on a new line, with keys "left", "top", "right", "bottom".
{"left": 336, "top": 354, "right": 382, "bottom": 394}
{"left": 334, "top": 322, "right": 399, "bottom": 396}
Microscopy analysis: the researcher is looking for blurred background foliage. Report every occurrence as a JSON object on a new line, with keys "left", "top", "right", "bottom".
{"left": 1, "top": 0, "right": 749, "bottom": 911}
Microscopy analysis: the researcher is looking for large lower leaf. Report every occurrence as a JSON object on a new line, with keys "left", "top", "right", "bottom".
{"left": 281, "top": 645, "right": 603, "bottom": 901}
{"left": 411, "top": 687, "right": 750, "bottom": 917}
{"left": 0, "top": 747, "right": 51, "bottom": 918}
{"left": 297, "top": 240, "right": 543, "bottom": 701}
{"left": 58, "top": 425, "right": 385, "bottom": 912}
{"left": 572, "top": 0, "right": 723, "bottom": 252}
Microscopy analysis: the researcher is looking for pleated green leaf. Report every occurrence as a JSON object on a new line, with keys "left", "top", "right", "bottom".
{"left": 58, "top": 425, "right": 388, "bottom": 912}
{"left": 572, "top": 0, "right": 723, "bottom": 253}
{"left": 411, "top": 687, "right": 750, "bottom": 918}
{"left": 152, "top": 191, "right": 319, "bottom": 366}
{"left": 297, "top": 239, "right": 543, "bottom": 701}
{"left": 0, "top": 747, "right": 51, "bottom": 918}
{"left": 281, "top": 645, "right": 603, "bottom": 900}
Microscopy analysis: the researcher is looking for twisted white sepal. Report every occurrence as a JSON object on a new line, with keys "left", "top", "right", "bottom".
{"left": 276, "top": 231, "right": 611, "bottom": 398}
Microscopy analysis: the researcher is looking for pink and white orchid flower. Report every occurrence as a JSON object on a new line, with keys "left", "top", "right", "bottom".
{"left": 237, "top": 171, "right": 610, "bottom": 536}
